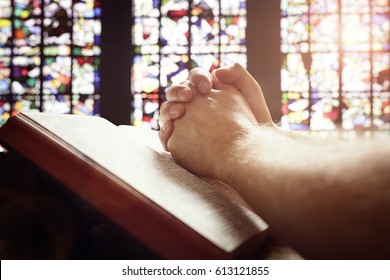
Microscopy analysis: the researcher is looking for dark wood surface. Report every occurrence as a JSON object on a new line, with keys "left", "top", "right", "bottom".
{"left": 0, "top": 150, "right": 159, "bottom": 259}
{"left": 0, "top": 150, "right": 302, "bottom": 260}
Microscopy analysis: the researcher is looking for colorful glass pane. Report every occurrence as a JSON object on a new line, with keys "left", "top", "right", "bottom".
{"left": 43, "top": 45, "right": 70, "bottom": 56}
{"left": 44, "top": 0, "right": 72, "bottom": 17}
{"left": 73, "top": 0, "right": 101, "bottom": 19}
{"left": 12, "top": 56, "right": 40, "bottom": 94}
{"left": 191, "top": 44, "right": 219, "bottom": 55}
{"left": 12, "top": 94, "right": 40, "bottom": 113}
{"left": 372, "top": 0, "right": 390, "bottom": 13}
{"left": 311, "top": 92, "right": 339, "bottom": 130}
{"left": 192, "top": 0, "right": 219, "bottom": 18}
{"left": 373, "top": 53, "right": 390, "bottom": 92}
{"left": 161, "top": 16, "right": 189, "bottom": 47}
{"left": 373, "top": 92, "right": 390, "bottom": 130}
{"left": 0, "top": 56, "right": 11, "bottom": 94}
{"left": 311, "top": 53, "right": 339, "bottom": 92}
{"left": 160, "top": 54, "right": 189, "bottom": 88}
{"left": 281, "top": 15, "right": 309, "bottom": 53}
{"left": 42, "top": 94, "right": 70, "bottom": 114}
{"left": 132, "top": 93, "right": 143, "bottom": 127}
{"left": 72, "top": 94, "right": 99, "bottom": 116}
{"left": 133, "top": 0, "right": 159, "bottom": 17}
{"left": 43, "top": 10, "right": 72, "bottom": 54}
{"left": 220, "top": 16, "right": 246, "bottom": 46}
{"left": 73, "top": 19, "right": 101, "bottom": 56}
{"left": 136, "top": 45, "right": 160, "bottom": 55}
{"left": 0, "top": 96, "right": 11, "bottom": 125}
{"left": 140, "top": 98, "right": 159, "bottom": 129}
{"left": 281, "top": 53, "right": 309, "bottom": 92}
{"left": 220, "top": 0, "right": 246, "bottom": 16}
{"left": 191, "top": 15, "right": 219, "bottom": 47}
{"left": 161, "top": 0, "right": 189, "bottom": 17}
{"left": 342, "top": 92, "right": 371, "bottom": 130}
{"left": 372, "top": 13, "right": 390, "bottom": 51}
{"left": 220, "top": 44, "right": 246, "bottom": 54}
{"left": 342, "top": 14, "right": 370, "bottom": 52}
{"left": 0, "top": 0, "right": 101, "bottom": 125}
{"left": 43, "top": 56, "right": 71, "bottom": 94}
{"left": 281, "top": 0, "right": 308, "bottom": 16}
{"left": 341, "top": 0, "right": 370, "bottom": 14}
{"left": 281, "top": 91, "right": 310, "bottom": 130}
{"left": 132, "top": 54, "right": 159, "bottom": 94}
{"left": 0, "top": 0, "right": 12, "bottom": 18}
{"left": 0, "top": 19, "right": 12, "bottom": 49}
{"left": 43, "top": 15, "right": 71, "bottom": 46}
{"left": 220, "top": 53, "right": 247, "bottom": 68}
{"left": 310, "top": 14, "right": 338, "bottom": 52}
{"left": 72, "top": 56, "right": 100, "bottom": 94}
{"left": 13, "top": 18, "right": 41, "bottom": 48}
{"left": 133, "top": 17, "right": 160, "bottom": 46}
{"left": 281, "top": 0, "right": 390, "bottom": 133}
{"left": 310, "top": 0, "right": 338, "bottom": 14}
{"left": 191, "top": 53, "right": 219, "bottom": 71}
{"left": 13, "top": 0, "right": 42, "bottom": 18}
{"left": 342, "top": 53, "right": 371, "bottom": 92}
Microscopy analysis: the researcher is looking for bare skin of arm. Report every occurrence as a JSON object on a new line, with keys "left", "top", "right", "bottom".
{"left": 159, "top": 65, "right": 390, "bottom": 259}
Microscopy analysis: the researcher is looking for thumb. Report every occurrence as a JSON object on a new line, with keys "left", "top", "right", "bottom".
{"left": 214, "top": 63, "right": 272, "bottom": 124}
{"left": 188, "top": 67, "right": 213, "bottom": 94}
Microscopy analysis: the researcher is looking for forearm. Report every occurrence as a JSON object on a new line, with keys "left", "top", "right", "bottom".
{"left": 162, "top": 74, "right": 390, "bottom": 258}
{"left": 221, "top": 126, "right": 390, "bottom": 259}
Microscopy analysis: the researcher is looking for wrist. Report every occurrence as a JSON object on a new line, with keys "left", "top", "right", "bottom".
{"left": 213, "top": 123, "right": 262, "bottom": 184}
{"left": 216, "top": 124, "right": 288, "bottom": 187}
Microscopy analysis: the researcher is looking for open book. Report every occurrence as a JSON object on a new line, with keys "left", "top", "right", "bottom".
{"left": 0, "top": 112, "right": 269, "bottom": 259}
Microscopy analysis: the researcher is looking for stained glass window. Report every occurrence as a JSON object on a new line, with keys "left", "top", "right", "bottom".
{"left": 132, "top": 0, "right": 247, "bottom": 129}
{"left": 0, "top": 0, "right": 101, "bottom": 126}
{"left": 281, "top": 0, "right": 390, "bottom": 132}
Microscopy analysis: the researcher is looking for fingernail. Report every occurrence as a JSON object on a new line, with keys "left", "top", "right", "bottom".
{"left": 198, "top": 81, "right": 210, "bottom": 94}
{"left": 178, "top": 88, "right": 190, "bottom": 101}
{"left": 170, "top": 105, "right": 179, "bottom": 118}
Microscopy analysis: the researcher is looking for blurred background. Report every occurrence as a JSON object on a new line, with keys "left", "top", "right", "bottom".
{"left": 0, "top": 0, "right": 389, "bottom": 135}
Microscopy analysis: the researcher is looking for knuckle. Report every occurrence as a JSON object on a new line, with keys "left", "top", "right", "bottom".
{"left": 180, "top": 80, "right": 192, "bottom": 87}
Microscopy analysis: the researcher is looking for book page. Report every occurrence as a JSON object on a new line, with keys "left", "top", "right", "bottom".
{"left": 118, "top": 126, "right": 268, "bottom": 250}
{"left": 27, "top": 114, "right": 268, "bottom": 252}
{"left": 118, "top": 125, "right": 254, "bottom": 210}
